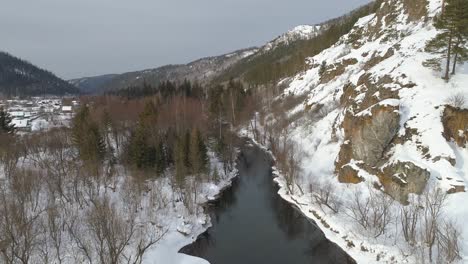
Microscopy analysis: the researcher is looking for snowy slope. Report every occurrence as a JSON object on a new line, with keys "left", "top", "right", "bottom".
{"left": 250, "top": 0, "right": 468, "bottom": 262}
{"left": 262, "top": 25, "right": 323, "bottom": 52}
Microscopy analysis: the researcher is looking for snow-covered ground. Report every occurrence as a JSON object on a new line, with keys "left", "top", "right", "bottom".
{"left": 142, "top": 151, "right": 238, "bottom": 264}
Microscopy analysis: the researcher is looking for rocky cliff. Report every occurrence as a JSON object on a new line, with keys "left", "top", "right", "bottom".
{"left": 260, "top": 0, "right": 468, "bottom": 261}
{"left": 282, "top": 0, "right": 467, "bottom": 202}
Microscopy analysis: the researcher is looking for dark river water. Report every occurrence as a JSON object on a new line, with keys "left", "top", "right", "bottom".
{"left": 180, "top": 142, "right": 355, "bottom": 264}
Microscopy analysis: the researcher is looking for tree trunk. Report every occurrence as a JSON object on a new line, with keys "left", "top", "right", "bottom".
{"left": 230, "top": 89, "right": 236, "bottom": 125}
{"left": 442, "top": 0, "right": 446, "bottom": 14}
{"left": 444, "top": 29, "right": 453, "bottom": 82}
{"left": 452, "top": 38, "right": 460, "bottom": 75}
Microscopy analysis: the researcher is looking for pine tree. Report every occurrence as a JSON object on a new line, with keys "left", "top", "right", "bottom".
{"left": 198, "top": 132, "right": 208, "bottom": 172}
{"left": 189, "top": 128, "right": 201, "bottom": 176}
{"left": 189, "top": 128, "right": 208, "bottom": 178}
{"left": 208, "top": 86, "right": 225, "bottom": 139}
{"left": 0, "top": 108, "right": 15, "bottom": 135}
{"left": 174, "top": 136, "right": 187, "bottom": 189}
{"left": 155, "top": 141, "right": 166, "bottom": 175}
{"left": 183, "top": 130, "right": 191, "bottom": 169}
{"left": 212, "top": 168, "right": 220, "bottom": 184}
{"left": 72, "top": 106, "right": 106, "bottom": 166}
{"left": 450, "top": 0, "right": 468, "bottom": 74}
{"left": 127, "top": 123, "right": 152, "bottom": 169}
{"left": 319, "top": 61, "right": 327, "bottom": 77}
{"left": 426, "top": 0, "right": 468, "bottom": 80}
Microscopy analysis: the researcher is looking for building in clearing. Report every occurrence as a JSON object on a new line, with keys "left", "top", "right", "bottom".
{"left": 9, "top": 111, "right": 25, "bottom": 118}
{"left": 12, "top": 119, "right": 29, "bottom": 131}
{"left": 62, "top": 106, "right": 72, "bottom": 112}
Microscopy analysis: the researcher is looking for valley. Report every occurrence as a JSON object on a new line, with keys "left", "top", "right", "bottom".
{"left": 1, "top": 0, "right": 468, "bottom": 263}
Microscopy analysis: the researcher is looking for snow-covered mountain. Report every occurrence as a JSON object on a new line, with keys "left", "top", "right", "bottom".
{"left": 262, "top": 25, "right": 323, "bottom": 52}
{"left": 70, "top": 23, "right": 328, "bottom": 94}
{"left": 250, "top": 0, "right": 468, "bottom": 262}
{"left": 70, "top": 48, "right": 257, "bottom": 94}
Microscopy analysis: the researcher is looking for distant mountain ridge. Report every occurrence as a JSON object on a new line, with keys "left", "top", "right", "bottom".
{"left": 70, "top": 48, "right": 258, "bottom": 94}
{"left": 71, "top": 2, "right": 378, "bottom": 94}
{"left": 70, "top": 24, "right": 326, "bottom": 94}
{"left": 69, "top": 74, "right": 118, "bottom": 94}
{"left": 0, "top": 52, "right": 79, "bottom": 97}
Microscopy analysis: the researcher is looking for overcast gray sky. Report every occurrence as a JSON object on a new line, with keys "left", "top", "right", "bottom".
{"left": 1, "top": 0, "right": 370, "bottom": 79}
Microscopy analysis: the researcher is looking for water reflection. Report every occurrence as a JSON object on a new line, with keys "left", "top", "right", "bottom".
{"left": 180, "top": 143, "right": 355, "bottom": 264}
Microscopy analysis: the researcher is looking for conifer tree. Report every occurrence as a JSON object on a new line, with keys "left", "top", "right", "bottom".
{"left": 426, "top": 0, "right": 468, "bottom": 80}
{"left": 189, "top": 128, "right": 201, "bottom": 176}
{"left": 155, "top": 141, "right": 166, "bottom": 175}
{"left": 189, "top": 128, "right": 208, "bottom": 177}
{"left": 174, "top": 136, "right": 187, "bottom": 189}
{"left": 208, "top": 86, "right": 225, "bottom": 139}
{"left": 212, "top": 168, "right": 220, "bottom": 184}
{"left": 450, "top": 0, "right": 468, "bottom": 74}
{"left": 127, "top": 122, "right": 156, "bottom": 169}
{"left": 0, "top": 108, "right": 15, "bottom": 135}
{"left": 183, "top": 130, "right": 191, "bottom": 169}
{"left": 319, "top": 61, "right": 327, "bottom": 77}
{"left": 72, "top": 106, "right": 106, "bottom": 168}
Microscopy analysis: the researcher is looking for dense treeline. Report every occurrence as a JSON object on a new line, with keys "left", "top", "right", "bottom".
{"left": 82, "top": 79, "right": 255, "bottom": 183}
{"left": 215, "top": 1, "right": 381, "bottom": 85}
{"left": 108, "top": 79, "right": 204, "bottom": 100}
{"left": 0, "top": 51, "right": 79, "bottom": 97}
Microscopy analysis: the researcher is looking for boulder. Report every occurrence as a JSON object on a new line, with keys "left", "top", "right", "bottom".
{"left": 442, "top": 105, "right": 468, "bottom": 148}
{"left": 379, "top": 161, "right": 430, "bottom": 203}
{"left": 338, "top": 164, "right": 364, "bottom": 184}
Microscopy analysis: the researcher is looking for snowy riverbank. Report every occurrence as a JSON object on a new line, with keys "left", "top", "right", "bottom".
{"left": 143, "top": 151, "right": 239, "bottom": 264}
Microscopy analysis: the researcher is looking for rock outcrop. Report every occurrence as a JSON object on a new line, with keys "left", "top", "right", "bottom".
{"left": 379, "top": 162, "right": 430, "bottom": 203}
{"left": 442, "top": 105, "right": 468, "bottom": 148}
{"left": 337, "top": 103, "right": 400, "bottom": 182}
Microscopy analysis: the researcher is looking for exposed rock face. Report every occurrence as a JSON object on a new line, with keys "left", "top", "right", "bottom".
{"left": 442, "top": 105, "right": 468, "bottom": 148}
{"left": 339, "top": 162, "right": 364, "bottom": 184}
{"left": 403, "top": 0, "right": 428, "bottom": 21}
{"left": 320, "top": 58, "right": 358, "bottom": 84}
{"left": 363, "top": 48, "right": 395, "bottom": 71}
{"left": 379, "top": 162, "right": 430, "bottom": 203}
{"left": 447, "top": 185, "right": 466, "bottom": 194}
{"left": 337, "top": 104, "right": 400, "bottom": 178}
{"left": 331, "top": 0, "right": 433, "bottom": 197}
{"left": 282, "top": 0, "right": 457, "bottom": 209}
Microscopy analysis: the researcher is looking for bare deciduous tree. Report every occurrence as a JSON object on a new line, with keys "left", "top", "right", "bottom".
{"left": 400, "top": 196, "right": 422, "bottom": 245}
{"left": 87, "top": 196, "right": 137, "bottom": 264}
{"left": 436, "top": 220, "right": 461, "bottom": 263}
{"left": 309, "top": 178, "right": 342, "bottom": 214}
{"left": 421, "top": 187, "right": 447, "bottom": 262}
{"left": 347, "top": 186, "right": 394, "bottom": 238}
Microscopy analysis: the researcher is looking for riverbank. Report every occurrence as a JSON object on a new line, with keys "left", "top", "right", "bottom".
{"left": 142, "top": 151, "right": 239, "bottom": 264}
{"left": 180, "top": 138, "right": 354, "bottom": 264}
{"left": 243, "top": 134, "right": 410, "bottom": 264}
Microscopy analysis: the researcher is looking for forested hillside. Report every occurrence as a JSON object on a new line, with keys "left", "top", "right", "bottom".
{"left": 214, "top": 1, "right": 382, "bottom": 85}
{"left": 69, "top": 74, "right": 118, "bottom": 94}
{"left": 0, "top": 52, "right": 79, "bottom": 97}
{"left": 70, "top": 48, "right": 257, "bottom": 94}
